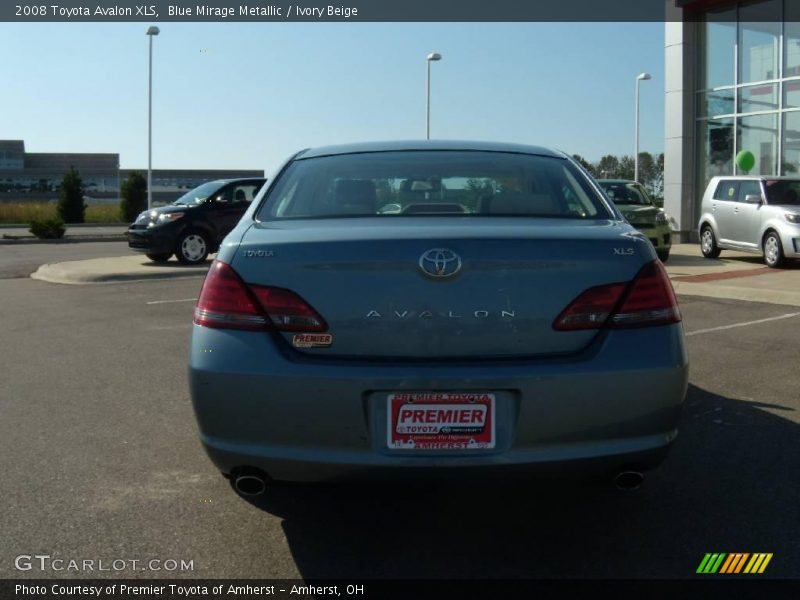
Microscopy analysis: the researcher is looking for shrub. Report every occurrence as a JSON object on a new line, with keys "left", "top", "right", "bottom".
{"left": 120, "top": 171, "right": 148, "bottom": 222}
{"left": 29, "top": 217, "right": 66, "bottom": 239}
{"left": 57, "top": 167, "right": 86, "bottom": 223}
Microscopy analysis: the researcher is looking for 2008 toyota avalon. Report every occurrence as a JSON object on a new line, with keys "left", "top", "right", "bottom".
{"left": 188, "top": 141, "right": 688, "bottom": 496}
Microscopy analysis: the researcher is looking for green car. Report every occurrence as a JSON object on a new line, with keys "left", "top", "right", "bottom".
{"left": 598, "top": 179, "right": 672, "bottom": 262}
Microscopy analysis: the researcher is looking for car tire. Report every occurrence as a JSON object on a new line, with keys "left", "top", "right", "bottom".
{"left": 700, "top": 225, "right": 721, "bottom": 258}
{"left": 176, "top": 230, "right": 210, "bottom": 265}
{"left": 763, "top": 231, "right": 785, "bottom": 268}
{"left": 657, "top": 250, "right": 670, "bottom": 263}
{"left": 146, "top": 253, "right": 171, "bottom": 263}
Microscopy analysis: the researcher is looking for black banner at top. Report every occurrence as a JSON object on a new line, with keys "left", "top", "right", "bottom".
{"left": 0, "top": 0, "right": 758, "bottom": 23}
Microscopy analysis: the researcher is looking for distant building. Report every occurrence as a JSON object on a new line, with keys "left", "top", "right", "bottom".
{"left": 665, "top": 0, "right": 800, "bottom": 241}
{"left": 0, "top": 140, "right": 263, "bottom": 205}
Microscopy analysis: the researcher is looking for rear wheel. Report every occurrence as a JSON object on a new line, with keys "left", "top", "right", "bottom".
{"left": 657, "top": 250, "right": 670, "bottom": 263}
{"left": 146, "top": 253, "right": 171, "bottom": 263}
{"left": 176, "top": 230, "right": 210, "bottom": 265}
{"left": 700, "top": 225, "right": 721, "bottom": 258}
{"left": 763, "top": 231, "right": 785, "bottom": 268}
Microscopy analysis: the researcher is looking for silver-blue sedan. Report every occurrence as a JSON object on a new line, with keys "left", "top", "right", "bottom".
{"left": 189, "top": 141, "right": 688, "bottom": 496}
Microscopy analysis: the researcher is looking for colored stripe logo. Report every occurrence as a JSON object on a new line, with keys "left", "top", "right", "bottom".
{"left": 697, "top": 553, "right": 773, "bottom": 574}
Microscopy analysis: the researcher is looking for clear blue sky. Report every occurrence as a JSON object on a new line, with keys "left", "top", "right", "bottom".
{"left": 0, "top": 22, "right": 664, "bottom": 173}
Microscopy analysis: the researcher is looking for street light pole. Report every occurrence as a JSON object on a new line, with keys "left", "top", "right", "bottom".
{"left": 146, "top": 26, "right": 160, "bottom": 210}
{"left": 426, "top": 53, "right": 441, "bottom": 140}
{"left": 634, "top": 72, "right": 651, "bottom": 183}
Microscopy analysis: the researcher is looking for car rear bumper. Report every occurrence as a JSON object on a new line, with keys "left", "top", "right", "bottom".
{"left": 189, "top": 324, "right": 688, "bottom": 482}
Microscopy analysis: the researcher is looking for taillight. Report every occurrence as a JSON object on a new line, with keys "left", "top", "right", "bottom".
{"left": 552, "top": 282, "right": 627, "bottom": 331}
{"left": 553, "top": 261, "right": 681, "bottom": 331}
{"left": 610, "top": 260, "right": 681, "bottom": 327}
{"left": 194, "top": 260, "right": 327, "bottom": 332}
{"left": 194, "top": 261, "right": 268, "bottom": 330}
{"left": 250, "top": 286, "right": 327, "bottom": 332}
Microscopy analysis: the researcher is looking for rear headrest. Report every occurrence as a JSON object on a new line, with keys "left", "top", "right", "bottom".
{"left": 332, "top": 179, "right": 377, "bottom": 215}
{"left": 234, "top": 189, "right": 246, "bottom": 202}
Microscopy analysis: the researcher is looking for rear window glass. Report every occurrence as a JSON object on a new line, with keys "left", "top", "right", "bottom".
{"left": 599, "top": 182, "right": 652, "bottom": 205}
{"left": 257, "top": 151, "right": 612, "bottom": 221}
{"left": 764, "top": 180, "right": 800, "bottom": 205}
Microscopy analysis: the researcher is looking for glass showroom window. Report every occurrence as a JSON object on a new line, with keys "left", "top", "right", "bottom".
{"left": 786, "top": 80, "right": 800, "bottom": 110}
{"left": 698, "top": 89, "right": 735, "bottom": 119}
{"left": 738, "top": 0, "right": 781, "bottom": 84}
{"left": 696, "top": 118, "right": 734, "bottom": 219}
{"left": 738, "top": 113, "right": 778, "bottom": 175}
{"left": 786, "top": 3, "right": 800, "bottom": 78}
{"left": 738, "top": 83, "right": 778, "bottom": 114}
{"left": 698, "top": 12, "right": 736, "bottom": 90}
{"left": 782, "top": 111, "right": 800, "bottom": 175}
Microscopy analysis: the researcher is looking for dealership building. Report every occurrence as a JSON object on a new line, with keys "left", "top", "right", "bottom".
{"left": 0, "top": 140, "right": 262, "bottom": 205}
{"left": 665, "top": 0, "right": 800, "bottom": 241}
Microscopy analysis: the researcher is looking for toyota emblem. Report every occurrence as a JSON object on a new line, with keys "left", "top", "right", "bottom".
{"left": 418, "top": 248, "right": 462, "bottom": 278}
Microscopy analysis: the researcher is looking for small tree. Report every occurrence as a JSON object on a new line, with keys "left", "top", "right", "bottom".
{"left": 618, "top": 156, "right": 636, "bottom": 181}
{"left": 596, "top": 155, "right": 621, "bottom": 179}
{"left": 57, "top": 167, "right": 86, "bottom": 223}
{"left": 120, "top": 171, "right": 148, "bottom": 222}
{"left": 572, "top": 154, "right": 596, "bottom": 176}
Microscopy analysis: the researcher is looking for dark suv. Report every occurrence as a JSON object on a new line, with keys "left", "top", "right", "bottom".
{"left": 126, "top": 178, "right": 266, "bottom": 264}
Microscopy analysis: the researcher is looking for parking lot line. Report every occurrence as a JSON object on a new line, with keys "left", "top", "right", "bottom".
{"left": 146, "top": 298, "right": 197, "bottom": 305}
{"left": 686, "top": 312, "right": 800, "bottom": 337}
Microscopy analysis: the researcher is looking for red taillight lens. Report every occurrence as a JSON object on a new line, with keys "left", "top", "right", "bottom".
{"left": 553, "top": 260, "right": 680, "bottom": 331}
{"left": 552, "top": 283, "right": 627, "bottom": 331}
{"left": 250, "top": 286, "right": 328, "bottom": 332}
{"left": 194, "top": 260, "right": 327, "bottom": 332}
{"left": 610, "top": 260, "right": 681, "bottom": 328}
{"left": 194, "top": 261, "right": 268, "bottom": 330}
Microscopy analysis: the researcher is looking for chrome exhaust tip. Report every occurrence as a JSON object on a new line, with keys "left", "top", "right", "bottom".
{"left": 614, "top": 471, "right": 644, "bottom": 491}
{"left": 233, "top": 473, "right": 268, "bottom": 496}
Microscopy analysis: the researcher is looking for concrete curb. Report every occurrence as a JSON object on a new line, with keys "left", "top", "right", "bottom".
{"left": 0, "top": 235, "right": 126, "bottom": 245}
{"left": 31, "top": 255, "right": 209, "bottom": 285}
{"left": 0, "top": 222, "right": 123, "bottom": 229}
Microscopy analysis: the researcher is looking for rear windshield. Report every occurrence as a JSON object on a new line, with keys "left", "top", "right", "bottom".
{"left": 598, "top": 181, "right": 653, "bottom": 206}
{"left": 764, "top": 180, "right": 800, "bottom": 205}
{"left": 256, "top": 151, "right": 612, "bottom": 221}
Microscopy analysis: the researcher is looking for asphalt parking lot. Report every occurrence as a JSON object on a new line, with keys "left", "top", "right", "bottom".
{"left": 1, "top": 246, "right": 798, "bottom": 580}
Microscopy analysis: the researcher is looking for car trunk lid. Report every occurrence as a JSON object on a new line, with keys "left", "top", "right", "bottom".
{"left": 229, "top": 217, "right": 652, "bottom": 359}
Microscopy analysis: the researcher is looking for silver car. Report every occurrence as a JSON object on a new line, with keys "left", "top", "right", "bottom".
{"left": 698, "top": 176, "right": 800, "bottom": 267}
{"left": 189, "top": 141, "right": 688, "bottom": 496}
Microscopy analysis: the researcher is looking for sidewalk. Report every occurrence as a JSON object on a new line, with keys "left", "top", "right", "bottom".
{"left": 665, "top": 244, "right": 800, "bottom": 307}
{"left": 0, "top": 224, "right": 127, "bottom": 244}
{"left": 31, "top": 254, "right": 212, "bottom": 284}
{"left": 27, "top": 242, "right": 800, "bottom": 306}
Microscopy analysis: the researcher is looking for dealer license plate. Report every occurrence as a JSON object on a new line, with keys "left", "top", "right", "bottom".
{"left": 387, "top": 392, "right": 495, "bottom": 450}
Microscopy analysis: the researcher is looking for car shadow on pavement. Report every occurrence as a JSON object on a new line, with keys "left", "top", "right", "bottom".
{"left": 667, "top": 254, "right": 761, "bottom": 268}
{"left": 239, "top": 384, "right": 798, "bottom": 578}
{"left": 140, "top": 260, "right": 212, "bottom": 269}
{"left": 669, "top": 253, "right": 800, "bottom": 270}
